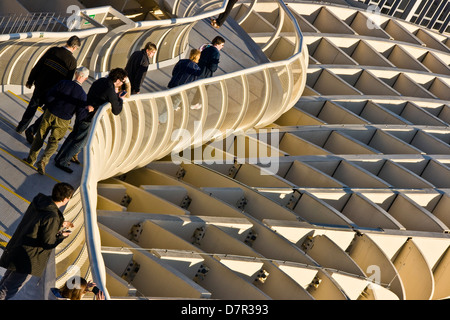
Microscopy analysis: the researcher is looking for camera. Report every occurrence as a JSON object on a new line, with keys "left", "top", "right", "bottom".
{"left": 92, "top": 286, "right": 101, "bottom": 295}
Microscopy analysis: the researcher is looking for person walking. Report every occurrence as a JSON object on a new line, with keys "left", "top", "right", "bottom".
{"left": 191, "top": 36, "right": 225, "bottom": 109}
{"left": 160, "top": 49, "right": 202, "bottom": 123}
{"left": 23, "top": 67, "right": 91, "bottom": 175}
{"left": 54, "top": 68, "right": 128, "bottom": 173}
{"left": 125, "top": 42, "right": 157, "bottom": 94}
{"left": 168, "top": 49, "right": 202, "bottom": 90}
{"left": 0, "top": 182, "right": 75, "bottom": 300}
{"left": 16, "top": 36, "right": 80, "bottom": 142}
{"left": 210, "top": 0, "right": 239, "bottom": 29}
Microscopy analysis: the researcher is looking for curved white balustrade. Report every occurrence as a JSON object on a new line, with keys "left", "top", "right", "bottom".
{"left": 54, "top": 0, "right": 308, "bottom": 299}
{"left": 90, "top": 0, "right": 259, "bottom": 77}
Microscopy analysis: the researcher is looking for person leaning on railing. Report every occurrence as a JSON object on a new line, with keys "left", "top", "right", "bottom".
{"left": 54, "top": 68, "right": 129, "bottom": 173}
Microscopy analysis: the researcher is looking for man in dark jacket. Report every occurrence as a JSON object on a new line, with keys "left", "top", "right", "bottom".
{"left": 16, "top": 36, "right": 81, "bottom": 141}
{"left": 0, "top": 182, "right": 74, "bottom": 300}
{"left": 23, "top": 67, "right": 90, "bottom": 175}
{"left": 125, "top": 42, "right": 157, "bottom": 94}
{"left": 54, "top": 68, "right": 128, "bottom": 173}
{"left": 197, "top": 36, "right": 225, "bottom": 79}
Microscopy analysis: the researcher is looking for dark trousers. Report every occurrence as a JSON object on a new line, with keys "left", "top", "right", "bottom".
{"left": 16, "top": 92, "right": 45, "bottom": 133}
{"left": 0, "top": 270, "right": 32, "bottom": 300}
{"left": 27, "top": 109, "right": 71, "bottom": 166}
{"left": 55, "top": 119, "right": 91, "bottom": 167}
{"left": 216, "top": 0, "right": 239, "bottom": 26}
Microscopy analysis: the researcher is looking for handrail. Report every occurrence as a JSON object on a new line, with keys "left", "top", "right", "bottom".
{"left": 62, "top": 0, "right": 308, "bottom": 299}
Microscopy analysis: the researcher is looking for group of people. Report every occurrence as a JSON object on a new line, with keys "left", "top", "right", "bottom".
{"left": 17, "top": 36, "right": 151, "bottom": 175}
{"left": 0, "top": 4, "right": 238, "bottom": 300}
{"left": 17, "top": 31, "right": 226, "bottom": 175}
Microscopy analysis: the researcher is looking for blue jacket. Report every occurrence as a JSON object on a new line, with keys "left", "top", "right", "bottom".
{"left": 197, "top": 45, "right": 220, "bottom": 79}
{"left": 45, "top": 80, "right": 87, "bottom": 120}
{"left": 168, "top": 59, "right": 202, "bottom": 88}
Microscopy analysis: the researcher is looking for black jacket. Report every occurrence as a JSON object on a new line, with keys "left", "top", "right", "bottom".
{"left": 0, "top": 194, "right": 65, "bottom": 276}
{"left": 79, "top": 77, "right": 123, "bottom": 122}
{"left": 125, "top": 49, "right": 149, "bottom": 93}
{"left": 168, "top": 59, "right": 202, "bottom": 88}
{"left": 46, "top": 80, "right": 87, "bottom": 120}
{"left": 27, "top": 46, "right": 77, "bottom": 98}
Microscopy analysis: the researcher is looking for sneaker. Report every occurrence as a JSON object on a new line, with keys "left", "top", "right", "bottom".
{"left": 190, "top": 103, "right": 202, "bottom": 110}
{"left": 55, "top": 162, "right": 73, "bottom": 174}
{"left": 36, "top": 162, "right": 45, "bottom": 175}
{"left": 70, "top": 154, "right": 81, "bottom": 165}
{"left": 25, "top": 128, "right": 34, "bottom": 144}
{"left": 22, "top": 157, "right": 33, "bottom": 165}
{"left": 159, "top": 112, "right": 167, "bottom": 124}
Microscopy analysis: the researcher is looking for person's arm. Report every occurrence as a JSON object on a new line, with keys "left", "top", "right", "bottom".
{"left": 107, "top": 85, "right": 123, "bottom": 115}
{"left": 40, "top": 214, "right": 67, "bottom": 249}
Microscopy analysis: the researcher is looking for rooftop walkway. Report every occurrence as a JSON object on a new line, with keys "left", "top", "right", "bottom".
{"left": 0, "top": 3, "right": 270, "bottom": 299}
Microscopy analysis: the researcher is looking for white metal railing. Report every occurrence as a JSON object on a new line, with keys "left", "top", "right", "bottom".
{"left": 57, "top": 0, "right": 308, "bottom": 299}
{"left": 89, "top": 0, "right": 256, "bottom": 77}
{"left": 0, "top": 9, "right": 107, "bottom": 42}
{"left": 0, "top": 12, "right": 71, "bottom": 34}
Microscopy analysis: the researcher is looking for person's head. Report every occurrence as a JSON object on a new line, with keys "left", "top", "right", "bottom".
{"left": 66, "top": 36, "right": 81, "bottom": 52}
{"left": 52, "top": 182, "right": 74, "bottom": 205}
{"left": 60, "top": 277, "right": 88, "bottom": 300}
{"left": 108, "top": 68, "right": 128, "bottom": 87}
{"left": 211, "top": 36, "right": 225, "bottom": 50}
{"left": 144, "top": 42, "right": 157, "bottom": 59}
{"left": 189, "top": 49, "right": 201, "bottom": 63}
{"left": 74, "top": 66, "right": 89, "bottom": 83}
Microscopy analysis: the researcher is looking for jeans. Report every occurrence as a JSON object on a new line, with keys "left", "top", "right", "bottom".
{"left": 0, "top": 270, "right": 32, "bottom": 300}
{"left": 16, "top": 92, "right": 45, "bottom": 133}
{"left": 55, "top": 119, "right": 91, "bottom": 167}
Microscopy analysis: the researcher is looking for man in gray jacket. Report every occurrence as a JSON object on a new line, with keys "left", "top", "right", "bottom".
{"left": 0, "top": 182, "right": 74, "bottom": 300}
